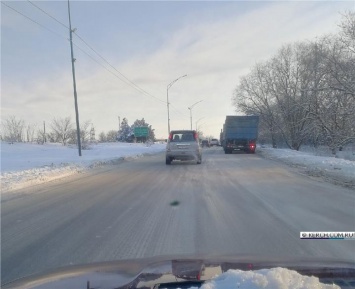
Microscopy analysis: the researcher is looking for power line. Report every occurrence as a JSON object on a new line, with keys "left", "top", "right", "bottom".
{"left": 25, "top": 0, "right": 167, "bottom": 105}
{"left": 74, "top": 33, "right": 166, "bottom": 104}
{"left": 3, "top": 1, "right": 187, "bottom": 114}
{"left": 75, "top": 41, "right": 188, "bottom": 114}
{"left": 170, "top": 104, "right": 188, "bottom": 117}
{"left": 27, "top": 0, "right": 69, "bottom": 29}
{"left": 1, "top": 2, "right": 67, "bottom": 40}
{"left": 72, "top": 43, "right": 166, "bottom": 104}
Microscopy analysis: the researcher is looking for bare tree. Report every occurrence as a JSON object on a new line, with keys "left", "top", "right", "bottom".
{"left": 233, "top": 29, "right": 355, "bottom": 153}
{"left": 197, "top": 129, "right": 204, "bottom": 140}
{"left": 339, "top": 11, "right": 355, "bottom": 54}
{"left": 106, "top": 130, "right": 118, "bottom": 142}
{"left": 68, "top": 120, "right": 92, "bottom": 149}
{"left": 80, "top": 121, "right": 91, "bottom": 148}
{"left": 307, "top": 36, "right": 355, "bottom": 154}
{"left": 233, "top": 62, "right": 281, "bottom": 148}
{"left": 98, "top": 131, "right": 106, "bottom": 142}
{"left": 51, "top": 117, "right": 73, "bottom": 145}
{"left": 36, "top": 121, "right": 47, "bottom": 144}
{"left": 36, "top": 128, "right": 46, "bottom": 144}
{"left": 1, "top": 116, "right": 25, "bottom": 142}
{"left": 265, "top": 43, "right": 317, "bottom": 150}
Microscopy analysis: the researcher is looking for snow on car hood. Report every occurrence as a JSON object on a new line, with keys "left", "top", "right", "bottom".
{"left": 2, "top": 256, "right": 354, "bottom": 289}
{"left": 197, "top": 267, "right": 339, "bottom": 289}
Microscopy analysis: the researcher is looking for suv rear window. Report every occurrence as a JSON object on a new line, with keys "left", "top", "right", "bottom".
{"left": 170, "top": 131, "right": 196, "bottom": 142}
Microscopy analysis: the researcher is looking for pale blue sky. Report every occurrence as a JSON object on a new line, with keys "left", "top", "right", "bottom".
{"left": 1, "top": 1, "right": 354, "bottom": 139}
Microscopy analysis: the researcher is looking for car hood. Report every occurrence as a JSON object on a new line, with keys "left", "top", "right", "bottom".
{"left": 2, "top": 255, "right": 355, "bottom": 289}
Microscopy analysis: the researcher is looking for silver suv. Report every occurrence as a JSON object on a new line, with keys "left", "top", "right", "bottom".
{"left": 165, "top": 130, "right": 202, "bottom": 165}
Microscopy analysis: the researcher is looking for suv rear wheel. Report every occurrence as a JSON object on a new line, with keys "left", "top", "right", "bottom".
{"left": 166, "top": 157, "right": 172, "bottom": 165}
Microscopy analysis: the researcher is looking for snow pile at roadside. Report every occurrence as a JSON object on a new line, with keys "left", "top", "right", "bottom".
{"left": 258, "top": 147, "right": 355, "bottom": 189}
{"left": 1, "top": 142, "right": 165, "bottom": 193}
{"left": 196, "top": 267, "right": 339, "bottom": 289}
{"left": 2, "top": 142, "right": 354, "bottom": 196}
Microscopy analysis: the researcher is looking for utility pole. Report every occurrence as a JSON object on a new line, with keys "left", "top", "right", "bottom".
{"left": 43, "top": 121, "right": 46, "bottom": 143}
{"left": 118, "top": 116, "right": 121, "bottom": 131}
{"left": 90, "top": 123, "right": 95, "bottom": 142}
{"left": 68, "top": 0, "right": 81, "bottom": 156}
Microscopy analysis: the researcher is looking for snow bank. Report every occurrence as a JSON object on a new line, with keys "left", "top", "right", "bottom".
{"left": 1, "top": 142, "right": 165, "bottom": 194}
{"left": 1, "top": 142, "right": 354, "bottom": 199}
{"left": 197, "top": 267, "right": 339, "bottom": 289}
{"left": 258, "top": 147, "right": 355, "bottom": 189}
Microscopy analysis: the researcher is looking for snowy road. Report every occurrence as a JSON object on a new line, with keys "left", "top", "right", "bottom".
{"left": 2, "top": 147, "right": 354, "bottom": 284}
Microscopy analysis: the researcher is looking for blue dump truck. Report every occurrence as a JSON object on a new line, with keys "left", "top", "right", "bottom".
{"left": 220, "top": 115, "right": 259, "bottom": 154}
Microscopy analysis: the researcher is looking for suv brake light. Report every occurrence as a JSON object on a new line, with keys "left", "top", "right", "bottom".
{"left": 168, "top": 133, "right": 173, "bottom": 141}
{"left": 194, "top": 132, "right": 198, "bottom": 140}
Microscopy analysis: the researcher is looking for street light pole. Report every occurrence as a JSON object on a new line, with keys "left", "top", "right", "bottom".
{"left": 188, "top": 100, "right": 203, "bottom": 130}
{"left": 167, "top": 74, "right": 187, "bottom": 134}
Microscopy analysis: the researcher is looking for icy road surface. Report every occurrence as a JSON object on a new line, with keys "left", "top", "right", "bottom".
{"left": 1, "top": 147, "right": 354, "bottom": 284}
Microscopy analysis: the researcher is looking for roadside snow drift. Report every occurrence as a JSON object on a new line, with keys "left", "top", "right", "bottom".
{"left": 259, "top": 147, "right": 355, "bottom": 189}
{"left": 1, "top": 142, "right": 354, "bottom": 200}
{"left": 1, "top": 142, "right": 165, "bottom": 194}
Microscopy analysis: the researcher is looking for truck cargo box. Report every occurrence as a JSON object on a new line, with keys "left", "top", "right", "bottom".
{"left": 221, "top": 116, "right": 259, "bottom": 154}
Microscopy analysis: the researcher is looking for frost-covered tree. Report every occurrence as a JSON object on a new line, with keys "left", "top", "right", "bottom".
{"left": 233, "top": 12, "right": 355, "bottom": 153}
{"left": 106, "top": 130, "right": 118, "bottom": 142}
{"left": 98, "top": 131, "right": 106, "bottom": 142}
{"left": 68, "top": 120, "right": 92, "bottom": 149}
{"left": 51, "top": 117, "right": 73, "bottom": 145}
{"left": 311, "top": 38, "right": 355, "bottom": 153}
{"left": 233, "top": 62, "right": 281, "bottom": 148}
{"left": 36, "top": 128, "right": 47, "bottom": 144}
{"left": 339, "top": 11, "right": 355, "bottom": 55}
{"left": 1, "top": 116, "right": 25, "bottom": 142}
{"left": 117, "top": 118, "right": 133, "bottom": 142}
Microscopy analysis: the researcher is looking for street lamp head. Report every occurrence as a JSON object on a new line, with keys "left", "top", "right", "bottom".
{"left": 167, "top": 74, "right": 188, "bottom": 90}
{"left": 189, "top": 99, "right": 203, "bottom": 110}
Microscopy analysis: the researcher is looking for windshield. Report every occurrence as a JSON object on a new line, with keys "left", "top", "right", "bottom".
{"left": 1, "top": 1, "right": 354, "bottom": 287}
